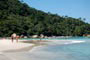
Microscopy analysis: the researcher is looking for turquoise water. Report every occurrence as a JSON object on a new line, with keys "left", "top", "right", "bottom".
{"left": 27, "top": 37, "right": 90, "bottom": 60}
{"left": 21, "top": 36, "right": 90, "bottom": 40}
{"left": 30, "top": 42, "right": 90, "bottom": 60}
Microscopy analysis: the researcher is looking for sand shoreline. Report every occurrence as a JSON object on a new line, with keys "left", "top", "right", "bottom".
{"left": 0, "top": 39, "right": 85, "bottom": 52}
{"left": 0, "top": 39, "right": 86, "bottom": 60}
{"left": 0, "top": 39, "right": 49, "bottom": 53}
{"left": 0, "top": 39, "right": 34, "bottom": 52}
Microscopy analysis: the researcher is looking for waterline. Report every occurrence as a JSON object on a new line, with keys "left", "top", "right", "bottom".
{"left": 28, "top": 40, "right": 90, "bottom": 60}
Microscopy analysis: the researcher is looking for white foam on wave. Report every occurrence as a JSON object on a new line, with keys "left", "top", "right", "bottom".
{"left": 71, "top": 40, "right": 85, "bottom": 43}
{"left": 47, "top": 40, "right": 86, "bottom": 45}
{"left": 64, "top": 40, "right": 85, "bottom": 45}
{"left": 29, "top": 40, "right": 86, "bottom": 53}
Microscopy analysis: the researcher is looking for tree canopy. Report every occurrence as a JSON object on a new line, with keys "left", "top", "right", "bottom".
{"left": 0, "top": 0, "right": 90, "bottom": 37}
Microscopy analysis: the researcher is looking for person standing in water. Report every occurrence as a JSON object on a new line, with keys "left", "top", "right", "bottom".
{"left": 11, "top": 33, "right": 18, "bottom": 43}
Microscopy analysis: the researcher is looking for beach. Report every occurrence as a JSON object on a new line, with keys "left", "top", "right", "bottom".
{"left": 0, "top": 39, "right": 34, "bottom": 52}
{"left": 0, "top": 39, "right": 35, "bottom": 60}
{"left": 0, "top": 39, "right": 52, "bottom": 60}
{"left": 0, "top": 38, "right": 88, "bottom": 60}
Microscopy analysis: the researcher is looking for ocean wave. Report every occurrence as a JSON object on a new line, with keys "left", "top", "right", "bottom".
{"left": 29, "top": 40, "right": 86, "bottom": 52}
{"left": 46, "top": 40, "right": 86, "bottom": 45}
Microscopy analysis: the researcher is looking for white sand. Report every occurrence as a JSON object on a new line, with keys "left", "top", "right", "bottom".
{"left": 0, "top": 39, "right": 34, "bottom": 52}
{"left": 0, "top": 39, "right": 85, "bottom": 60}
{"left": 0, "top": 39, "right": 85, "bottom": 52}
{"left": 0, "top": 39, "right": 35, "bottom": 60}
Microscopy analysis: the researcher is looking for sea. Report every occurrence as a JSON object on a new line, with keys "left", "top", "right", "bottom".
{"left": 21, "top": 37, "right": 90, "bottom": 60}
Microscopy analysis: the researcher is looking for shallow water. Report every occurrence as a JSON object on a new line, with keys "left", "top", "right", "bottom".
{"left": 29, "top": 41, "right": 90, "bottom": 60}
{"left": 21, "top": 36, "right": 90, "bottom": 41}
{"left": 20, "top": 37, "right": 90, "bottom": 60}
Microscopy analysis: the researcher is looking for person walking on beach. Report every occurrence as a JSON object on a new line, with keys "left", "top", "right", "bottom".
{"left": 11, "top": 33, "right": 18, "bottom": 43}
{"left": 16, "top": 35, "right": 19, "bottom": 42}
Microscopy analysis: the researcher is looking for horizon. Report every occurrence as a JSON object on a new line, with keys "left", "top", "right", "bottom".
{"left": 22, "top": 0, "right": 90, "bottom": 23}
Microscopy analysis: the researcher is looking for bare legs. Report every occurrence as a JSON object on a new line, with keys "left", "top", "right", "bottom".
{"left": 11, "top": 37, "right": 18, "bottom": 43}
{"left": 16, "top": 38, "right": 18, "bottom": 43}
{"left": 11, "top": 37, "right": 14, "bottom": 43}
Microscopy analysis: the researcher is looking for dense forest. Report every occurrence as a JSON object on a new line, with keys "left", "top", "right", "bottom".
{"left": 0, "top": 0, "right": 90, "bottom": 37}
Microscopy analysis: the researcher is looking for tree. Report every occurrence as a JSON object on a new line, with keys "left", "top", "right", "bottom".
{"left": 0, "top": 0, "right": 90, "bottom": 37}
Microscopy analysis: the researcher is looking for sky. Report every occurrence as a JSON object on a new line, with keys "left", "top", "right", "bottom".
{"left": 22, "top": 0, "right": 90, "bottom": 23}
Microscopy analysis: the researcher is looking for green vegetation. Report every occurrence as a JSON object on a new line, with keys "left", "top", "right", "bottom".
{"left": 0, "top": 0, "right": 90, "bottom": 37}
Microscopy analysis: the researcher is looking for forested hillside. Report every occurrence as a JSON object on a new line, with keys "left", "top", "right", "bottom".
{"left": 0, "top": 0, "right": 90, "bottom": 37}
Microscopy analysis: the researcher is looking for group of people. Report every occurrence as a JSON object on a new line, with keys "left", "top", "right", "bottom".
{"left": 11, "top": 33, "right": 20, "bottom": 43}
{"left": 11, "top": 33, "right": 45, "bottom": 43}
